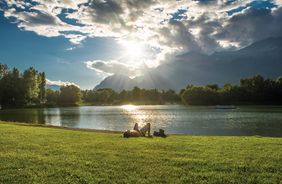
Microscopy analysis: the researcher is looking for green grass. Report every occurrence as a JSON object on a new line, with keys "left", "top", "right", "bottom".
{"left": 0, "top": 122, "right": 281, "bottom": 184}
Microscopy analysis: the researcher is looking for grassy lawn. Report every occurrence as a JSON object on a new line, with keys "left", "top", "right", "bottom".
{"left": 0, "top": 122, "right": 281, "bottom": 184}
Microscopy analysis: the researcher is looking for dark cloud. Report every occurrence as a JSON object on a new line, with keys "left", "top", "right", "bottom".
{"left": 193, "top": 0, "right": 217, "bottom": 5}
{"left": 125, "top": 0, "right": 156, "bottom": 20}
{"left": 158, "top": 20, "right": 202, "bottom": 52}
{"left": 22, "top": 11, "right": 58, "bottom": 25}
{"left": 187, "top": 13, "right": 223, "bottom": 53}
{"left": 85, "top": 60, "right": 138, "bottom": 76}
{"left": 215, "top": 6, "right": 282, "bottom": 46}
{"left": 85, "top": 0, "right": 124, "bottom": 25}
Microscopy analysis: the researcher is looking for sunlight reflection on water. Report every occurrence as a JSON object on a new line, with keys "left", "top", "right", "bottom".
{"left": 121, "top": 105, "right": 138, "bottom": 111}
{"left": 121, "top": 105, "right": 148, "bottom": 128}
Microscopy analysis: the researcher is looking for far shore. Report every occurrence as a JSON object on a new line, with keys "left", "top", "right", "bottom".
{"left": 1, "top": 120, "right": 282, "bottom": 138}
{"left": 0, "top": 102, "right": 181, "bottom": 110}
{"left": 1, "top": 103, "right": 282, "bottom": 111}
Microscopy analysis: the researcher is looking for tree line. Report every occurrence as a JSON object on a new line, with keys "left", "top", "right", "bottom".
{"left": 46, "top": 87, "right": 181, "bottom": 106}
{"left": 180, "top": 75, "right": 282, "bottom": 105}
{"left": 81, "top": 87, "right": 181, "bottom": 105}
{"left": 1, "top": 64, "right": 282, "bottom": 108}
{"left": 0, "top": 64, "right": 46, "bottom": 108}
{"left": 29, "top": 74, "right": 282, "bottom": 106}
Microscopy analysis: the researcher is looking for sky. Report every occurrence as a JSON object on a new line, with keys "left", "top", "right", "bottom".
{"left": 0, "top": 0, "right": 282, "bottom": 89}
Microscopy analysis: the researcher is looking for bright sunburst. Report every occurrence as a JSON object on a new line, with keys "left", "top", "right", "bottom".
{"left": 121, "top": 41, "right": 145, "bottom": 59}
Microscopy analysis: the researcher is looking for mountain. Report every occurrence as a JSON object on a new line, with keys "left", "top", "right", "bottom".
{"left": 94, "top": 74, "right": 136, "bottom": 91}
{"left": 95, "top": 37, "right": 282, "bottom": 91}
{"left": 46, "top": 84, "right": 61, "bottom": 91}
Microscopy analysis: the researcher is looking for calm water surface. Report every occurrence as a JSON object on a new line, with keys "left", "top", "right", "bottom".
{"left": 1, "top": 105, "right": 282, "bottom": 136}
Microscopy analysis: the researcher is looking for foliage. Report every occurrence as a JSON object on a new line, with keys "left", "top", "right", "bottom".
{"left": 181, "top": 75, "right": 282, "bottom": 105}
{"left": 46, "top": 89, "right": 60, "bottom": 106}
{"left": 23, "top": 67, "right": 41, "bottom": 104}
{"left": 0, "top": 122, "right": 281, "bottom": 184}
{"left": 81, "top": 87, "right": 181, "bottom": 105}
{"left": 58, "top": 85, "right": 81, "bottom": 105}
{"left": 182, "top": 86, "right": 219, "bottom": 105}
{"left": 38, "top": 72, "right": 46, "bottom": 104}
{"left": 0, "top": 64, "right": 46, "bottom": 108}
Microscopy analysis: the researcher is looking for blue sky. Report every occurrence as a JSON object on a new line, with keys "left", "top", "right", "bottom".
{"left": 0, "top": 0, "right": 281, "bottom": 89}
{"left": 0, "top": 10, "right": 121, "bottom": 88}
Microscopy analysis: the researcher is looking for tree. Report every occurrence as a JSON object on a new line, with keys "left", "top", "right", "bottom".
{"left": 23, "top": 67, "right": 40, "bottom": 104}
{"left": 0, "top": 64, "right": 8, "bottom": 105}
{"left": 162, "top": 89, "right": 180, "bottom": 103}
{"left": 277, "top": 76, "right": 282, "bottom": 86}
{"left": 276, "top": 76, "right": 282, "bottom": 104}
{"left": 181, "top": 86, "right": 219, "bottom": 105}
{"left": 206, "top": 84, "right": 219, "bottom": 90}
{"left": 0, "top": 63, "right": 8, "bottom": 79}
{"left": 132, "top": 86, "right": 141, "bottom": 101}
{"left": 38, "top": 72, "right": 46, "bottom": 103}
{"left": 119, "top": 90, "right": 129, "bottom": 103}
{"left": 0, "top": 68, "right": 25, "bottom": 107}
{"left": 46, "top": 89, "right": 60, "bottom": 105}
{"left": 58, "top": 85, "right": 81, "bottom": 105}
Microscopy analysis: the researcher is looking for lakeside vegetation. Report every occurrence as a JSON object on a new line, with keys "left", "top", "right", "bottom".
{"left": 47, "top": 87, "right": 181, "bottom": 106}
{"left": 1, "top": 64, "right": 282, "bottom": 108}
{"left": 181, "top": 75, "right": 282, "bottom": 105}
{"left": 0, "top": 64, "right": 46, "bottom": 108}
{"left": 0, "top": 122, "right": 281, "bottom": 183}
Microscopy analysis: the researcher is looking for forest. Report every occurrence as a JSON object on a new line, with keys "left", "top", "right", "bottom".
{"left": 1, "top": 63, "right": 282, "bottom": 108}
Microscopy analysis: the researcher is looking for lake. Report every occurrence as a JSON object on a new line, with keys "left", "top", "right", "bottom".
{"left": 0, "top": 105, "right": 282, "bottom": 137}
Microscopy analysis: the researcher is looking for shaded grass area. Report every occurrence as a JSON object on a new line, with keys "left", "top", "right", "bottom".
{"left": 0, "top": 122, "right": 281, "bottom": 184}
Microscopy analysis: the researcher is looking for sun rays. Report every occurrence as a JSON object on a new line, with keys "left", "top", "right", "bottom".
{"left": 121, "top": 41, "right": 145, "bottom": 59}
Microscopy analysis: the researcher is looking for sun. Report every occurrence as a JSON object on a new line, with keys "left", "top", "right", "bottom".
{"left": 119, "top": 39, "right": 158, "bottom": 68}
{"left": 121, "top": 40, "right": 145, "bottom": 59}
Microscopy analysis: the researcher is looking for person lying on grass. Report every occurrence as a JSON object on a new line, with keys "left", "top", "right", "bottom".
{"left": 123, "top": 123, "right": 151, "bottom": 138}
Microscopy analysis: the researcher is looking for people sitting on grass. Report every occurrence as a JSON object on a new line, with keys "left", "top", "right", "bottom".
{"left": 123, "top": 123, "right": 167, "bottom": 138}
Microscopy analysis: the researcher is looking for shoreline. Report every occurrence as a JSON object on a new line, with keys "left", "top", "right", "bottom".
{"left": 0, "top": 121, "right": 123, "bottom": 134}
{"left": 1, "top": 121, "right": 282, "bottom": 138}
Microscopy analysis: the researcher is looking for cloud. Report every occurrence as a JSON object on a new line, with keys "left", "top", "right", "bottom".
{"left": 274, "top": 0, "right": 282, "bottom": 6}
{"left": 2, "top": 0, "right": 87, "bottom": 40}
{"left": 2, "top": 0, "right": 281, "bottom": 49}
{"left": 214, "top": 6, "right": 282, "bottom": 46}
{"left": 46, "top": 79, "right": 80, "bottom": 88}
{"left": 1, "top": 0, "right": 282, "bottom": 76}
{"left": 85, "top": 60, "right": 142, "bottom": 77}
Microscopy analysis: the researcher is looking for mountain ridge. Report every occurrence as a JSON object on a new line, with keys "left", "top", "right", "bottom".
{"left": 95, "top": 37, "right": 282, "bottom": 91}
